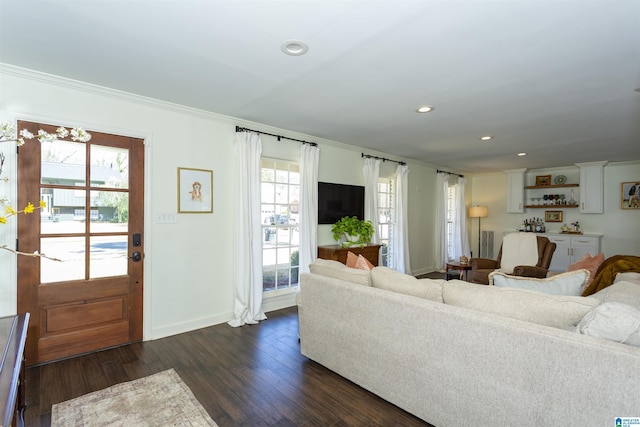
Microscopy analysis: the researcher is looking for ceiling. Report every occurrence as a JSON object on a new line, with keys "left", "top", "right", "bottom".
{"left": 1, "top": 1, "right": 639, "bottom": 173}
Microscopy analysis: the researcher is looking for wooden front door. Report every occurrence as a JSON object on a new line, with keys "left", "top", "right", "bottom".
{"left": 17, "top": 120, "right": 144, "bottom": 365}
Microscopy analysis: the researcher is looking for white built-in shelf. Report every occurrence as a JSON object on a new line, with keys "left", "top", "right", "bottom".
{"left": 524, "top": 183, "right": 579, "bottom": 190}
{"left": 524, "top": 204, "right": 579, "bottom": 209}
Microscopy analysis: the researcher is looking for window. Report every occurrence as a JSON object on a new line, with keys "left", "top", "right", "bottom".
{"left": 260, "top": 159, "right": 300, "bottom": 292}
{"left": 377, "top": 177, "right": 394, "bottom": 267}
{"left": 446, "top": 185, "right": 456, "bottom": 261}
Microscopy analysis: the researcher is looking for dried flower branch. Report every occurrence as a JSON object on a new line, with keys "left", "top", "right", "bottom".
{"left": 0, "top": 245, "right": 62, "bottom": 262}
{"left": 1, "top": 122, "right": 91, "bottom": 145}
{"left": 1, "top": 121, "right": 91, "bottom": 262}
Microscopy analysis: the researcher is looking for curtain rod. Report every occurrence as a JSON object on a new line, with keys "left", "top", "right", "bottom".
{"left": 361, "top": 153, "right": 406, "bottom": 166}
{"left": 235, "top": 126, "right": 317, "bottom": 146}
{"left": 437, "top": 169, "right": 465, "bottom": 178}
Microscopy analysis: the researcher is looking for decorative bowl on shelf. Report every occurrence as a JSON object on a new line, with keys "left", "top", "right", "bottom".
{"left": 554, "top": 175, "right": 567, "bottom": 185}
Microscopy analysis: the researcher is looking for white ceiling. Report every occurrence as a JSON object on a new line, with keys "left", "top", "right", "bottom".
{"left": 1, "top": 0, "right": 639, "bottom": 173}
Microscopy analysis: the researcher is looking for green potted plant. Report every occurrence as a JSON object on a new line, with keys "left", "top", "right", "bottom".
{"left": 331, "top": 216, "right": 375, "bottom": 247}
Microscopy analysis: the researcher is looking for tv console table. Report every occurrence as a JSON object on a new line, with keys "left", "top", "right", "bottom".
{"left": 317, "top": 244, "right": 382, "bottom": 267}
{"left": 1, "top": 313, "right": 29, "bottom": 427}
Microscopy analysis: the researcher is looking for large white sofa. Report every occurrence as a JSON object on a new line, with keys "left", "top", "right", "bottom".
{"left": 297, "top": 259, "right": 640, "bottom": 426}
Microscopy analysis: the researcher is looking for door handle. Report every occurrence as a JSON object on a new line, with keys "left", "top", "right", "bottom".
{"left": 129, "top": 252, "right": 142, "bottom": 262}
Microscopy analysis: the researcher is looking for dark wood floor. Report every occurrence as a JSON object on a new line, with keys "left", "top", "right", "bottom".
{"left": 25, "top": 307, "right": 432, "bottom": 426}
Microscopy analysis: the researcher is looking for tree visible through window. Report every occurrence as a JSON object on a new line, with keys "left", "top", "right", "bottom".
{"left": 378, "top": 177, "right": 394, "bottom": 267}
{"left": 261, "top": 159, "right": 300, "bottom": 292}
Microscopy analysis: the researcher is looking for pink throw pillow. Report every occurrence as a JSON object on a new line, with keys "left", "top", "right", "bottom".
{"left": 568, "top": 253, "right": 605, "bottom": 286}
{"left": 355, "top": 254, "right": 375, "bottom": 271}
{"left": 346, "top": 251, "right": 374, "bottom": 270}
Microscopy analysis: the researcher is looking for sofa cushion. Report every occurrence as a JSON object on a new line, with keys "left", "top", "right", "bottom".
{"left": 591, "top": 280, "right": 640, "bottom": 310}
{"left": 370, "top": 266, "right": 443, "bottom": 302}
{"left": 577, "top": 302, "right": 640, "bottom": 347}
{"left": 615, "top": 272, "right": 640, "bottom": 285}
{"left": 442, "top": 280, "right": 600, "bottom": 329}
{"left": 489, "top": 269, "right": 590, "bottom": 296}
{"left": 309, "top": 259, "right": 371, "bottom": 286}
{"left": 568, "top": 252, "right": 605, "bottom": 287}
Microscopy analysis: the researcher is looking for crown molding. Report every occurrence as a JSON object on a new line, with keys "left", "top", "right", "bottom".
{"left": 1, "top": 62, "right": 436, "bottom": 169}
{"left": 0, "top": 62, "right": 238, "bottom": 123}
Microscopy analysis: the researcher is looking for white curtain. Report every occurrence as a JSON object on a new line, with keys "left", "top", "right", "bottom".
{"left": 391, "top": 164, "right": 411, "bottom": 273}
{"left": 453, "top": 176, "right": 471, "bottom": 260}
{"left": 434, "top": 172, "right": 449, "bottom": 271}
{"left": 363, "top": 157, "right": 381, "bottom": 244}
{"left": 228, "top": 131, "right": 267, "bottom": 327}
{"left": 298, "top": 144, "right": 320, "bottom": 274}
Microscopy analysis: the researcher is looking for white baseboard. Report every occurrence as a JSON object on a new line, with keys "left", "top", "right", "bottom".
{"left": 411, "top": 266, "right": 438, "bottom": 276}
{"left": 148, "top": 290, "right": 297, "bottom": 341}
{"left": 149, "top": 311, "right": 233, "bottom": 341}
{"left": 263, "top": 289, "right": 298, "bottom": 313}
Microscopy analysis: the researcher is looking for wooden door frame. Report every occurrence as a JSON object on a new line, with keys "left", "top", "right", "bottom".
{"left": 13, "top": 119, "right": 152, "bottom": 364}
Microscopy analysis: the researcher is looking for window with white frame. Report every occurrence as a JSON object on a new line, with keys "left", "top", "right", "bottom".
{"left": 377, "top": 177, "right": 394, "bottom": 267}
{"left": 260, "top": 159, "right": 300, "bottom": 292}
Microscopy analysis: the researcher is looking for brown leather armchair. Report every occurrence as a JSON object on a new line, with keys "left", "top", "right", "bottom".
{"left": 469, "top": 235, "right": 557, "bottom": 285}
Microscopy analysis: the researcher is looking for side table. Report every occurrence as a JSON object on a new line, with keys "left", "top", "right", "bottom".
{"left": 445, "top": 261, "right": 471, "bottom": 281}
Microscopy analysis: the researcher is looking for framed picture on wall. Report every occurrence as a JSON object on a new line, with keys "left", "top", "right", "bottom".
{"left": 535, "top": 175, "right": 552, "bottom": 186}
{"left": 545, "top": 210, "right": 563, "bottom": 222}
{"left": 621, "top": 181, "right": 640, "bottom": 209}
{"left": 178, "top": 167, "right": 213, "bottom": 213}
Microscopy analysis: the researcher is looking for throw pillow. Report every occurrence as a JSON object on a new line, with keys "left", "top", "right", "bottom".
{"left": 346, "top": 251, "right": 358, "bottom": 268}
{"left": 577, "top": 302, "right": 640, "bottom": 347}
{"left": 568, "top": 252, "right": 605, "bottom": 287}
{"left": 370, "top": 266, "right": 443, "bottom": 302}
{"left": 309, "top": 259, "right": 371, "bottom": 286}
{"left": 443, "top": 280, "right": 600, "bottom": 329}
{"left": 346, "top": 252, "right": 375, "bottom": 271}
{"left": 489, "top": 269, "right": 590, "bottom": 296}
{"left": 355, "top": 254, "right": 374, "bottom": 271}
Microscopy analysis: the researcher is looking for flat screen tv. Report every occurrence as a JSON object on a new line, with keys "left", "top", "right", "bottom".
{"left": 318, "top": 182, "right": 365, "bottom": 224}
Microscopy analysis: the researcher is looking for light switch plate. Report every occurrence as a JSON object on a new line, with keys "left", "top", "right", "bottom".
{"left": 154, "top": 212, "right": 177, "bottom": 224}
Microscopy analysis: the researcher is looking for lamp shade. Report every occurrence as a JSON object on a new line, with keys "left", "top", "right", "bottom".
{"left": 468, "top": 206, "right": 488, "bottom": 218}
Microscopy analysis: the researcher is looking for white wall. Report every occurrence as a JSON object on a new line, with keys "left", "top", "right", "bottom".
{"left": 469, "top": 162, "right": 640, "bottom": 259}
{"left": 0, "top": 65, "right": 440, "bottom": 338}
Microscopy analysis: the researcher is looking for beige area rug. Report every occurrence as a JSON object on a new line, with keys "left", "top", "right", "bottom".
{"left": 51, "top": 369, "right": 218, "bottom": 427}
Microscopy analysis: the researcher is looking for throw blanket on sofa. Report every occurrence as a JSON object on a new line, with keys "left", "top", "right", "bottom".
{"left": 499, "top": 233, "right": 538, "bottom": 274}
{"left": 582, "top": 255, "right": 640, "bottom": 296}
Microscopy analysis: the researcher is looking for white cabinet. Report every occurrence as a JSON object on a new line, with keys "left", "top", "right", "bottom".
{"left": 547, "top": 233, "right": 602, "bottom": 272}
{"left": 576, "top": 161, "right": 607, "bottom": 214}
{"left": 504, "top": 168, "right": 526, "bottom": 213}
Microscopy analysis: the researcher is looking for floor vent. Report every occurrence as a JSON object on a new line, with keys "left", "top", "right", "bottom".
{"left": 481, "top": 230, "right": 495, "bottom": 258}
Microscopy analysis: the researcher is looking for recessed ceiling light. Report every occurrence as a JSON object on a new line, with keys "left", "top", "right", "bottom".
{"left": 480, "top": 136, "right": 493, "bottom": 141}
{"left": 281, "top": 40, "right": 308, "bottom": 56}
{"left": 517, "top": 152, "right": 527, "bottom": 157}
{"left": 416, "top": 105, "right": 434, "bottom": 113}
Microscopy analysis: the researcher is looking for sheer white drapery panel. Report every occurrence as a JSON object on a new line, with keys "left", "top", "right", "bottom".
{"left": 363, "top": 157, "right": 381, "bottom": 244}
{"left": 228, "top": 131, "right": 267, "bottom": 327}
{"left": 298, "top": 144, "right": 319, "bottom": 275}
{"left": 453, "top": 176, "right": 471, "bottom": 260}
{"left": 435, "top": 172, "right": 449, "bottom": 271}
{"left": 391, "top": 164, "right": 411, "bottom": 273}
